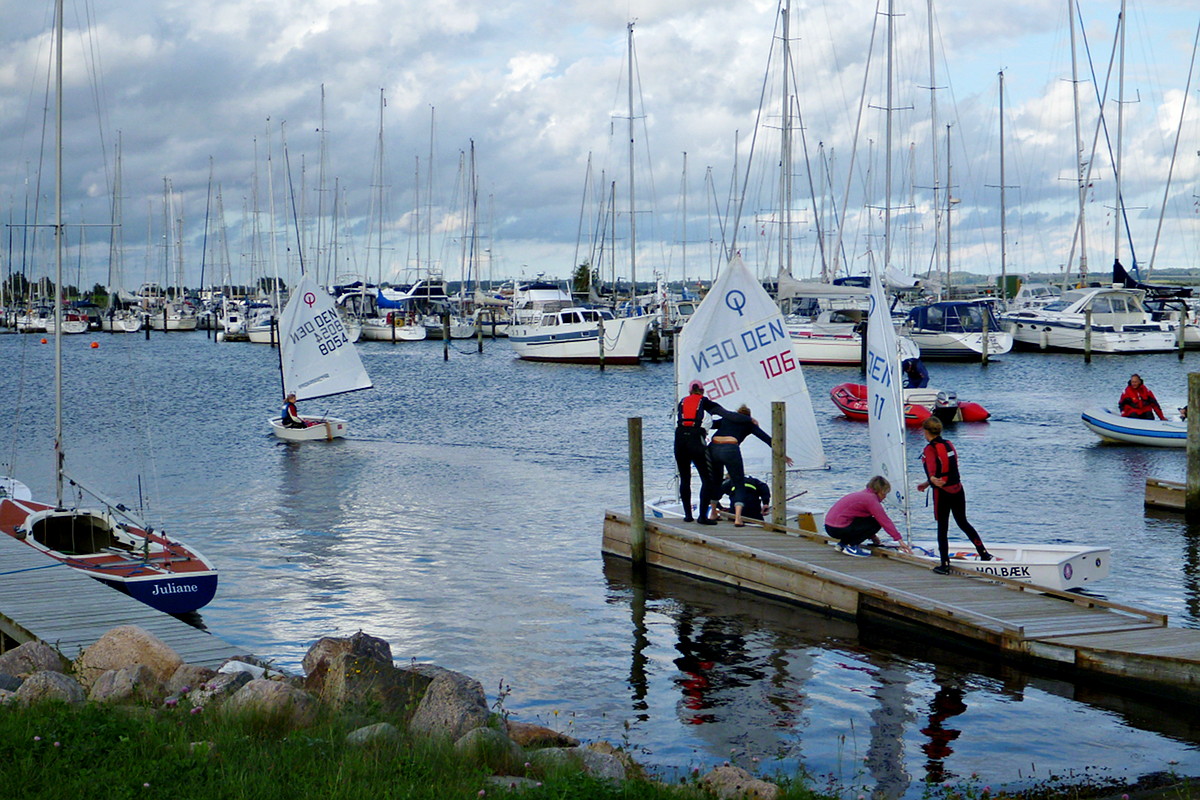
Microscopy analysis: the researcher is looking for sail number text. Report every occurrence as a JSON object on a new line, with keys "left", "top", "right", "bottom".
{"left": 289, "top": 308, "right": 350, "bottom": 355}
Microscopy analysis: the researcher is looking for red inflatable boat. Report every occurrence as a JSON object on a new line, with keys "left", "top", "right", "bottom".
{"left": 830, "top": 383, "right": 990, "bottom": 426}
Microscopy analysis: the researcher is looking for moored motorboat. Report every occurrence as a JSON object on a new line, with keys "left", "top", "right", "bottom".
{"left": 1081, "top": 406, "right": 1187, "bottom": 447}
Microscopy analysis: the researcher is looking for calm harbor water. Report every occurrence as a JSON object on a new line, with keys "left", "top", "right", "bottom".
{"left": 4, "top": 329, "right": 1200, "bottom": 796}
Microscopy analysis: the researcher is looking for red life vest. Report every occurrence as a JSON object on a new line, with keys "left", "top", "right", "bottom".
{"left": 679, "top": 394, "right": 704, "bottom": 427}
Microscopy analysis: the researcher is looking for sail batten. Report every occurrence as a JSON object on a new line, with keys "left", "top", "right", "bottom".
{"left": 677, "top": 257, "right": 826, "bottom": 471}
{"left": 279, "top": 275, "right": 373, "bottom": 402}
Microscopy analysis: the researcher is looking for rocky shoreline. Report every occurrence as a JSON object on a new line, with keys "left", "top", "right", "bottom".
{"left": 0, "top": 626, "right": 782, "bottom": 798}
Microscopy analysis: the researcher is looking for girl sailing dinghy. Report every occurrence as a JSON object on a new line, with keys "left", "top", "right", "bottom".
{"left": 0, "top": 0, "right": 216, "bottom": 615}
{"left": 268, "top": 274, "right": 373, "bottom": 441}
{"left": 648, "top": 256, "right": 827, "bottom": 523}
{"left": 861, "top": 271, "right": 1109, "bottom": 590}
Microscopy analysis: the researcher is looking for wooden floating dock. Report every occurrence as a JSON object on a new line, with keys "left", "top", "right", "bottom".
{"left": 603, "top": 510, "right": 1200, "bottom": 703}
{"left": 1144, "top": 477, "right": 1186, "bottom": 512}
{"left": 0, "top": 533, "right": 244, "bottom": 668}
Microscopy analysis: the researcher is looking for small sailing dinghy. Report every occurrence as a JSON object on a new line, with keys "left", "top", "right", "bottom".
{"left": 268, "top": 274, "right": 373, "bottom": 442}
{"left": 860, "top": 268, "right": 1110, "bottom": 591}
{"left": 0, "top": 0, "right": 216, "bottom": 615}
{"left": 1080, "top": 407, "right": 1187, "bottom": 447}
{"left": 647, "top": 256, "right": 827, "bottom": 522}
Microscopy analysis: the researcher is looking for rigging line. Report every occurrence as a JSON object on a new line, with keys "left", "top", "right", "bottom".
{"left": 1147, "top": 16, "right": 1200, "bottom": 274}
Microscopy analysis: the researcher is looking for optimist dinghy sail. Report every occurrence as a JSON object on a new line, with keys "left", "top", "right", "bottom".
{"left": 865, "top": 272, "right": 910, "bottom": 527}
{"left": 677, "top": 256, "right": 826, "bottom": 471}
{"left": 279, "top": 274, "right": 373, "bottom": 401}
{"left": 269, "top": 274, "right": 373, "bottom": 441}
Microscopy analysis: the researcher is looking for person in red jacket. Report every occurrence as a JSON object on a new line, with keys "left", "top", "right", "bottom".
{"left": 918, "top": 417, "right": 991, "bottom": 575}
{"left": 1118, "top": 374, "right": 1166, "bottom": 420}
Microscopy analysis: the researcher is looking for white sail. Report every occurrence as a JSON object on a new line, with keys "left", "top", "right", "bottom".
{"left": 677, "top": 256, "right": 826, "bottom": 471}
{"left": 865, "top": 271, "right": 910, "bottom": 527}
{"left": 279, "top": 275, "right": 373, "bottom": 402}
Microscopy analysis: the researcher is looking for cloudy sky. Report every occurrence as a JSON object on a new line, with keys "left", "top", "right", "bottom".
{"left": 2, "top": 0, "right": 1199, "bottom": 294}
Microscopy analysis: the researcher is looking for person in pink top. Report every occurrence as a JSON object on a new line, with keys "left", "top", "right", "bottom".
{"left": 824, "top": 476, "right": 913, "bottom": 557}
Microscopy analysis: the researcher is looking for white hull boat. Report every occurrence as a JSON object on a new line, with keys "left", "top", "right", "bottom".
{"left": 267, "top": 415, "right": 349, "bottom": 442}
{"left": 1002, "top": 287, "right": 1177, "bottom": 353}
{"left": 1081, "top": 406, "right": 1187, "bottom": 447}
{"left": 509, "top": 309, "right": 654, "bottom": 364}
{"left": 359, "top": 316, "right": 427, "bottom": 341}
{"left": 100, "top": 312, "right": 142, "bottom": 333}
{"left": 908, "top": 541, "right": 1111, "bottom": 592}
{"left": 902, "top": 301, "right": 1013, "bottom": 359}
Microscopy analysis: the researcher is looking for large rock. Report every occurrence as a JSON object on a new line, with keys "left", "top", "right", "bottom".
{"left": 186, "top": 671, "right": 252, "bottom": 709}
{"left": 407, "top": 666, "right": 490, "bottom": 741}
{"left": 74, "top": 626, "right": 182, "bottom": 691}
{"left": 346, "top": 722, "right": 401, "bottom": 747}
{"left": 525, "top": 745, "right": 626, "bottom": 782}
{"left": 0, "top": 641, "right": 68, "bottom": 677}
{"left": 165, "top": 664, "right": 217, "bottom": 697}
{"left": 701, "top": 765, "right": 780, "bottom": 800}
{"left": 12, "top": 670, "right": 85, "bottom": 706}
{"left": 317, "top": 654, "right": 432, "bottom": 719}
{"left": 507, "top": 719, "right": 579, "bottom": 748}
{"left": 0, "top": 674, "right": 23, "bottom": 692}
{"left": 222, "top": 678, "right": 317, "bottom": 728}
{"left": 453, "top": 726, "right": 525, "bottom": 773}
{"left": 89, "top": 665, "right": 164, "bottom": 705}
{"left": 301, "top": 631, "right": 392, "bottom": 694}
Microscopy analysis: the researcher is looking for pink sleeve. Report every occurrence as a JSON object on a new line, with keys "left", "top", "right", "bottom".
{"left": 864, "top": 493, "right": 903, "bottom": 542}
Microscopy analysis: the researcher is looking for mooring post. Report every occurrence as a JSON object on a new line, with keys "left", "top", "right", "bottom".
{"left": 1084, "top": 308, "right": 1092, "bottom": 363}
{"left": 628, "top": 417, "right": 646, "bottom": 566}
{"left": 598, "top": 318, "right": 606, "bottom": 372}
{"left": 1188, "top": 373, "right": 1200, "bottom": 519}
{"left": 981, "top": 307, "right": 990, "bottom": 365}
{"left": 771, "top": 401, "right": 787, "bottom": 529}
{"left": 476, "top": 313, "right": 483, "bottom": 353}
{"left": 1177, "top": 303, "right": 1186, "bottom": 362}
{"left": 858, "top": 321, "right": 867, "bottom": 377}
{"left": 443, "top": 312, "right": 450, "bottom": 361}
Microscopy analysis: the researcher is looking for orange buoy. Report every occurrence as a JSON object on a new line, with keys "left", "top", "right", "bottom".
{"left": 90, "top": 341, "right": 99, "bottom": 348}
{"left": 40, "top": 338, "right": 47, "bottom": 344}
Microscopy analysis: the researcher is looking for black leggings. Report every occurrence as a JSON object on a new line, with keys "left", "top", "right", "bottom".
{"left": 932, "top": 487, "right": 986, "bottom": 563}
{"left": 825, "top": 518, "right": 882, "bottom": 547}
{"left": 708, "top": 442, "right": 745, "bottom": 508}
{"left": 674, "top": 429, "right": 712, "bottom": 515}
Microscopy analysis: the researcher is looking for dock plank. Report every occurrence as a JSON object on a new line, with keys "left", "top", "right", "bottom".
{"left": 0, "top": 533, "right": 243, "bottom": 667}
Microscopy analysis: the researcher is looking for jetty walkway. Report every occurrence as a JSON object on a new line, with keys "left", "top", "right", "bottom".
{"left": 0, "top": 533, "right": 243, "bottom": 667}
{"left": 603, "top": 511, "right": 1200, "bottom": 703}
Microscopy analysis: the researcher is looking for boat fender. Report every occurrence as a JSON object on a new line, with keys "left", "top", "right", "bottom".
{"left": 386, "top": 312, "right": 394, "bottom": 325}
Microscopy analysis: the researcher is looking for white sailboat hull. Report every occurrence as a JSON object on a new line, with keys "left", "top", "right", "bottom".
{"left": 268, "top": 416, "right": 348, "bottom": 441}
{"left": 905, "top": 329, "right": 1013, "bottom": 358}
{"left": 909, "top": 542, "right": 1110, "bottom": 591}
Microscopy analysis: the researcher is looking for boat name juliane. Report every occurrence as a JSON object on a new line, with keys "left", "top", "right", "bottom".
{"left": 151, "top": 583, "right": 198, "bottom": 595}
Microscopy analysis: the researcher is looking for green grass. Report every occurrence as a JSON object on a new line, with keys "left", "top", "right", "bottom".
{"left": 0, "top": 700, "right": 834, "bottom": 800}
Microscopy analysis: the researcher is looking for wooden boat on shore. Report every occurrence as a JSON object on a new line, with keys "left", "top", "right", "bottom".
{"left": 1081, "top": 407, "right": 1187, "bottom": 447}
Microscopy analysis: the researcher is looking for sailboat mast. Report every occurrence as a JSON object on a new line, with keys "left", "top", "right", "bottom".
{"left": 998, "top": 70, "right": 1008, "bottom": 304}
{"left": 53, "top": 0, "right": 64, "bottom": 506}
{"left": 884, "top": 0, "right": 895, "bottom": 274}
{"left": 926, "top": 0, "right": 941, "bottom": 288}
{"left": 1113, "top": 0, "right": 1126, "bottom": 270}
{"left": 780, "top": 2, "right": 793, "bottom": 278}
{"left": 627, "top": 21, "right": 637, "bottom": 305}
{"left": 1069, "top": 0, "right": 1089, "bottom": 284}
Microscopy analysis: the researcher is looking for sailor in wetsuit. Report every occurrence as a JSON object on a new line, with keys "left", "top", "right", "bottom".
{"left": 281, "top": 393, "right": 308, "bottom": 428}
{"left": 675, "top": 380, "right": 729, "bottom": 523}
{"left": 707, "top": 404, "right": 793, "bottom": 527}
{"left": 917, "top": 416, "right": 991, "bottom": 574}
{"left": 719, "top": 475, "right": 771, "bottom": 522}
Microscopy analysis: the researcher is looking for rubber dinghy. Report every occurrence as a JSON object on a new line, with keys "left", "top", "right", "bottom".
{"left": 1081, "top": 407, "right": 1187, "bottom": 447}
{"left": 832, "top": 384, "right": 989, "bottom": 426}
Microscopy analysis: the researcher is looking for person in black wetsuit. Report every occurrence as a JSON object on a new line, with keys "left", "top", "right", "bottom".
{"left": 706, "top": 404, "right": 793, "bottom": 527}
{"left": 719, "top": 475, "right": 770, "bottom": 522}
{"left": 674, "top": 380, "right": 729, "bottom": 522}
{"left": 917, "top": 416, "right": 991, "bottom": 574}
